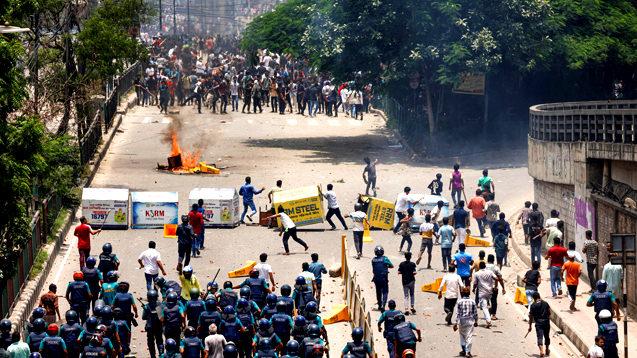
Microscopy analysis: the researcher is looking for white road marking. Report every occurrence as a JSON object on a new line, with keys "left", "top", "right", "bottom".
{"left": 287, "top": 118, "right": 298, "bottom": 126}
{"left": 308, "top": 119, "right": 319, "bottom": 126}
{"left": 53, "top": 235, "right": 76, "bottom": 284}
{"left": 327, "top": 119, "right": 341, "bottom": 127}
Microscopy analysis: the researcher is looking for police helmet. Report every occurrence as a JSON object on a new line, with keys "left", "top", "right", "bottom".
{"left": 102, "top": 243, "right": 113, "bottom": 254}
{"left": 354, "top": 203, "right": 362, "bottom": 211}
{"left": 286, "top": 339, "right": 300, "bottom": 354}
{"left": 266, "top": 293, "right": 278, "bottom": 305}
{"left": 0, "top": 319, "right": 12, "bottom": 332}
{"left": 294, "top": 315, "right": 307, "bottom": 327}
{"left": 181, "top": 215, "right": 189, "bottom": 224}
{"left": 183, "top": 265, "right": 193, "bottom": 275}
{"left": 106, "top": 271, "right": 119, "bottom": 282}
{"left": 86, "top": 316, "right": 99, "bottom": 331}
{"left": 223, "top": 342, "right": 238, "bottom": 356}
{"left": 276, "top": 301, "right": 287, "bottom": 313}
{"left": 147, "top": 289, "right": 159, "bottom": 301}
{"left": 258, "top": 318, "right": 271, "bottom": 331}
{"left": 190, "top": 287, "right": 200, "bottom": 299}
{"left": 280, "top": 284, "right": 292, "bottom": 296}
{"left": 47, "top": 323, "right": 59, "bottom": 336}
{"left": 33, "top": 318, "right": 46, "bottom": 332}
{"left": 205, "top": 298, "right": 217, "bottom": 311}
{"left": 208, "top": 281, "right": 219, "bottom": 291}
{"left": 73, "top": 271, "right": 84, "bottom": 281}
{"left": 352, "top": 327, "right": 364, "bottom": 342}
{"left": 185, "top": 326, "right": 196, "bottom": 337}
{"left": 93, "top": 303, "right": 105, "bottom": 317}
{"left": 237, "top": 298, "right": 249, "bottom": 310}
{"left": 223, "top": 305, "right": 236, "bottom": 315}
{"left": 239, "top": 286, "right": 251, "bottom": 298}
{"left": 305, "top": 301, "right": 318, "bottom": 314}
{"left": 165, "top": 338, "right": 178, "bottom": 351}
{"left": 65, "top": 310, "right": 78, "bottom": 324}
{"left": 166, "top": 291, "right": 179, "bottom": 304}
{"left": 597, "top": 280, "right": 608, "bottom": 293}
{"left": 223, "top": 281, "right": 233, "bottom": 289}
{"left": 307, "top": 323, "right": 320, "bottom": 338}
{"left": 29, "top": 353, "right": 42, "bottom": 358}
{"left": 295, "top": 276, "right": 306, "bottom": 287}
{"left": 86, "top": 256, "right": 97, "bottom": 268}
{"left": 101, "top": 306, "right": 113, "bottom": 321}
{"left": 32, "top": 307, "right": 45, "bottom": 319}
{"left": 154, "top": 276, "right": 166, "bottom": 287}
{"left": 599, "top": 309, "right": 612, "bottom": 319}
{"left": 374, "top": 245, "right": 384, "bottom": 256}
{"left": 249, "top": 269, "right": 259, "bottom": 278}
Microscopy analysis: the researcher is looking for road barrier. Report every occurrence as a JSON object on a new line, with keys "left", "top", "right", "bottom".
{"left": 340, "top": 234, "right": 377, "bottom": 356}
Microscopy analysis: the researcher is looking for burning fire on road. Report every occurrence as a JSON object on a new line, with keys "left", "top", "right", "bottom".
{"left": 157, "top": 117, "right": 221, "bottom": 174}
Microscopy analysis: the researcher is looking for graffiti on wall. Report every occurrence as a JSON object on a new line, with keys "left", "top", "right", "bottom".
{"left": 575, "top": 196, "right": 595, "bottom": 248}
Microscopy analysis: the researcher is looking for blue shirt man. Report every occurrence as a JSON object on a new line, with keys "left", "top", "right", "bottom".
{"left": 452, "top": 244, "right": 473, "bottom": 285}
{"left": 239, "top": 176, "right": 265, "bottom": 223}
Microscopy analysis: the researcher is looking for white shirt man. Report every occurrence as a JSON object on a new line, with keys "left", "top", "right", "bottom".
{"left": 137, "top": 241, "right": 166, "bottom": 277}
{"left": 254, "top": 253, "right": 275, "bottom": 289}
{"left": 204, "top": 324, "right": 227, "bottom": 358}
{"left": 280, "top": 212, "right": 295, "bottom": 230}
{"left": 472, "top": 265, "right": 498, "bottom": 326}
{"left": 349, "top": 210, "right": 366, "bottom": 232}
{"left": 440, "top": 270, "right": 464, "bottom": 300}
{"left": 324, "top": 190, "right": 339, "bottom": 209}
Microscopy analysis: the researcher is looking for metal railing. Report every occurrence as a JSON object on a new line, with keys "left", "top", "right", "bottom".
{"left": 374, "top": 95, "right": 428, "bottom": 150}
{"left": 529, "top": 100, "right": 637, "bottom": 143}
{"left": 79, "top": 61, "right": 142, "bottom": 165}
{"left": 1, "top": 192, "right": 63, "bottom": 318}
{"left": 340, "top": 235, "right": 377, "bottom": 355}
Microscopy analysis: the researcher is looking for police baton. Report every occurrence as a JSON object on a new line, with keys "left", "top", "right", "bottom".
{"left": 211, "top": 268, "right": 221, "bottom": 284}
{"left": 95, "top": 209, "right": 113, "bottom": 236}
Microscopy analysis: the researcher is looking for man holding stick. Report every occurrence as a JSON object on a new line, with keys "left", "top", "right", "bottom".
{"left": 74, "top": 216, "right": 103, "bottom": 269}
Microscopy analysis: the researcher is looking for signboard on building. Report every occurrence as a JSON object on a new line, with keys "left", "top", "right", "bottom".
{"left": 452, "top": 73, "right": 485, "bottom": 95}
{"left": 81, "top": 188, "right": 129, "bottom": 229}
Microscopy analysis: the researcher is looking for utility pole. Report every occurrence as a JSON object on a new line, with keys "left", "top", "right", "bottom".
{"left": 32, "top": 12, "right": 40, "bottom": 115}
{"left": 186, "top": 0, "right": 190, "bottom": 35}
{"left": 158, "top": 0, "right": 162, "bottom": 31}
{"left": 172, "top": 0, "right": 176, "bottom": 35}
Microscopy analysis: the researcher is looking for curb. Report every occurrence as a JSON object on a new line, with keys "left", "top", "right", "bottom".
{"left": 508, "top": 210, "right": 589, "bottom": 356}
{"left": 6, "top": 92, "right": 138, "bottom": 333}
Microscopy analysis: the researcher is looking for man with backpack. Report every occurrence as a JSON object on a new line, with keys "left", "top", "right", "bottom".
{"left": 377, "top": 300, "right": 403, "bottom": 357}
{"left": 393, "top": 315, "right": 421, "bottom": 358}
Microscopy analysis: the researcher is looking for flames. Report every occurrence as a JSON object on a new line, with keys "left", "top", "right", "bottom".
{"left": 169, "top": 130, "right": 201, "bottom": 170}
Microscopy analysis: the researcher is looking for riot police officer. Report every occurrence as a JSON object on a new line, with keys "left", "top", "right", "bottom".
{"left": 598, "top": 309, "right": 619, "bottom": 358}
{"left": 303, "top": 302, "right": 328, "bottom": 346}
{"left": 270, "top": 302, "right": 294, "bottom": 346}
{"left": 197, "top": 298, "right": 222, "bottom": 341}
{"left": 254, "top": 337, "right": 276, "bottom": 358}
{"left": 300, "top": 324, "right": 326, "bottom": 358}
{"left": 162, "top": 338, "right": 180, "bottom": 358}
{"left": 377, "top": 299, "right": 403, "bottom": 357}
{"left": 292, "top": 277, "right": 315, "bottom": 315}
{"left": 371, "top": 246, "right": 393, "bottom": 312}
{"left": 223, "top": 342, "right": 239, "bottom": 358}
{"left": 291, "top": 316, "right": 308, "bottom": 345}
{"left": 180, "top": 326, "right": 204, "bottom": 358}
{"left": 261, "top": 294, "right": 279, "bottom": 320}
{"left": 239, "top": 287, "right": 262, "bottom": 317}
{"left": 587, "top": 280, "right": 620, "bottom": 324}
{"left": 185, "top": 288, "right": 205, "bottom": 328}
{"left": 26, "top": 318, "right": 47, "bottom": 353}
{"left": 97, "top": 243, "right": 119, "bottom": 278}
{"left": 219, "top": 306, "right": 244, "bottom": 352}
{"left": 161, "top": 292, "right": 185, "bottom": 342}
{"left": 236, "top": 298, "right": 256, "bottom": 358}
{"left": 238, "top": 269, "right": 269, "bottom": 308}
{"left": 141, "top": 289, "right": 164, "bottom": 358}
{"left": 218, "top": 281, "right": 238, "bottom": 310}
{"left": 66, "top": 271, "right": 92, "bottom": 324}
{"left": 81, "top": 334, "right": 107, "bottom": 358}
{"left": 282, "top": 340, "right": 300, "bottom": 358}
{"left": 82, "top": 256, "right": 102, "bottom": 310}
{"left": 39, "top": 324, "right": 68, "bottom": 358}
{"left": 277, "top": 285, "right": 295, "bottom": 317}
{"left": 341, "top": 327, "right": 372, "bottom": 358}
{"left": 254, "top": 319, "right": 282, "bottom": 352}
{"left": 61, "top": 310, "right": 83, "bottom": 358}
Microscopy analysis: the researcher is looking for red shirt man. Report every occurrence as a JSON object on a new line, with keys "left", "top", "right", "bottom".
{"left": 467, "top": 191, "right": 486, "bottom": 219}
{"left": 188, "top": 205, "right": 204, "bottom": 235}
{"left": 546, "top": 239, "right": 568, "bottom": 267}
{"left": 74, "top": 216, "right": 100, "bottom": 269}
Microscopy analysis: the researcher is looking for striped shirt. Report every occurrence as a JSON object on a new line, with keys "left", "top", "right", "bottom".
{"left": 583, "top": 240, "right": 599, "bottom": 264}
{"left": 455, "top": 297, "right": 478, "bottom": 325}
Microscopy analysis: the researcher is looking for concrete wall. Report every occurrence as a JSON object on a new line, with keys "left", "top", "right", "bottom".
{"left": 533, "top": 179, "right": 576, "bottom": 244}
{"left": 528, "top": 138, "right": 585, "bottom": 185}
{"left": 612, "top": 160, "right": 637, "bottom": 188}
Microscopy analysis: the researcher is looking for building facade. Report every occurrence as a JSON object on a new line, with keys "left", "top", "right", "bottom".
{"left": 528, "top": 100, "right": 637, "bottom": 317}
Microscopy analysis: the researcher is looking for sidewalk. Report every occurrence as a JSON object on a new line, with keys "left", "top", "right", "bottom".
{"left": 509, "top": 217, "right": 637, "bottom": 357}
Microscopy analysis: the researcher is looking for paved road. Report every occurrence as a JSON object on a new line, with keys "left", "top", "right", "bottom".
{"left": 39, "top": 102, "right": 577, "bottom": 357}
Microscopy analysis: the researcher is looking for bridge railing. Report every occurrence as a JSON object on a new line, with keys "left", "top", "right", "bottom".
{"left": 529, "top": 100, "right": 637, "bottom": 143}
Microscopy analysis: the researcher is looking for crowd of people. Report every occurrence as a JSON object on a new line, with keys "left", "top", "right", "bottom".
{"left": 133, "top": 36, "right": 373, "bottom": 120}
